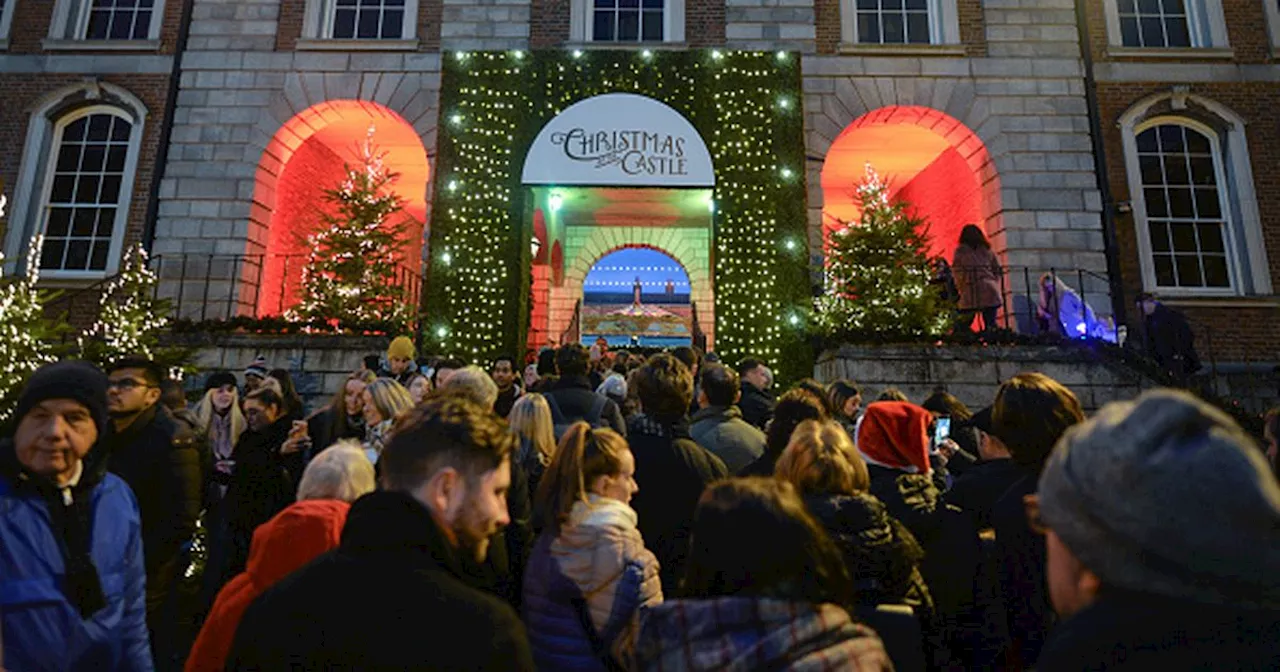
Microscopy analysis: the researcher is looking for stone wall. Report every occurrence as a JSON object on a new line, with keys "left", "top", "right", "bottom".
{"left": 815, "top": 343, "right": 1153, "bottom": 412}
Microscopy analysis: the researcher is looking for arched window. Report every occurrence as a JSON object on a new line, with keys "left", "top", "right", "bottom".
{"left": 1120, "top": 96, "right": 1270, "bottom": 297}
{"left": 4, "top": 83, "right": 147, "bottom": 280}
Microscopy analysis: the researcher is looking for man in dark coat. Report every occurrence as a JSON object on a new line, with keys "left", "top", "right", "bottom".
{"left": 1037, "top": 390, "right": 1280, "bottom": 670}
{"left": 544, "top": 343, "right": 626, "bottom": 436}
{"left": 689, "top": 364, "right": 766, "bottom": 473}
{"left": 102, "top": 356, "right": 203, "bottom": 666}
{"left": 227, "top": 394, "right": 533, "bottom": 670}
{"left": 628, "top": 354, "right": 728, "bottom": 590}
{"left": 491, "top": 354, "right": 522, "bottom": 419}
{"left": 1137, "top": 292, "right": 1200, "bottom": 383}
{"left": 221, "top": 387, "right": 294, "bottom": 580}
{"left": 735, "top": 357, "right": 775, "bottom": 431}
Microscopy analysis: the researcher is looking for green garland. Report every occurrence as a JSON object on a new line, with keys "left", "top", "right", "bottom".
{"left": 430, "top": 49, "right": 811, "bottom": 380}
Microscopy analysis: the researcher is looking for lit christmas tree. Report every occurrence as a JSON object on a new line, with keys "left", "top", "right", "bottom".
{"left": 817, "top": 163, "right": 951, "bottom": 340}
{"left": 79, "top": 243, "right": 186, "bottom": 372}
{"left": 0, "top": 235, "right": 60, "bottom": 421}
{"left": 288, "top": 127, "right": 412, "bottom": 331}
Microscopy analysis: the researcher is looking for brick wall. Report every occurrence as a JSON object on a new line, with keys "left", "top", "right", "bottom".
{"left": 0, "top": 74, "right": 171, "bottom": 258}
{"left": 1097, "top": 81, "right": 1280, "bottom": 361}
{"left": 1086, "top": 0, "right": 1275, "bottom": 64}
{"left": 687, "top": 0, "right": 726, "bottom": 46}
{"left": 5, "top": 0, "right": 186, "bottom": 53}
{"left": 528, "top": 0, "right": 568, "bottom": 47}
{"left": 275, "top": 0, "right": 443, "bottom": 50}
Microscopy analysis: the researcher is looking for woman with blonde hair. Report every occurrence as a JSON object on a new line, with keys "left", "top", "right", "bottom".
{"left": 776, "top": 420, "right": 934, "bottom": 655}
{"left": 509, "top": 393, "right": 556, "bottom": 507}
{"left": 523, "top": 423, "right": 661, "bottom": 671}
{"left": 195, "top": 372, "right": 247, "bottom": 503}
{"left": 360, "top": 377, "right": 414, "bottom": 464}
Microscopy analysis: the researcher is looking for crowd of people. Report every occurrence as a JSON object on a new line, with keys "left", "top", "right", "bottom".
{"left": 1, "top": 334, "right": 1278, "bottom": 671}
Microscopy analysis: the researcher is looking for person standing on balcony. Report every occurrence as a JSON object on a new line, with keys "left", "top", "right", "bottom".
{"left": 380, "top": 336, "right": 418, "bottom": 387}
{"left": 952, "top": 224, "right": 1003, "bottom": 333}
{"left": 1136, "top": 292, "right": 1200, "bottom": 385}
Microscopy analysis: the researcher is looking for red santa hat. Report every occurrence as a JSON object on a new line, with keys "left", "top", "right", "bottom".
{"left": 856, "top": 401, "right": 933, "bottom": 474}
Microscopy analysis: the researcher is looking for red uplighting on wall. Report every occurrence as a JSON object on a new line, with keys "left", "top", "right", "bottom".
{"left": 821, "top": 106, "right": 992, "bottom": 262}
{"left": 252, "top": 100, "right": 430, "bottom": 316}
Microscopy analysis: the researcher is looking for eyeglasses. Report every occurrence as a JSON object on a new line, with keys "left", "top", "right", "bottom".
{"left": 107, "top": 379, "right": 153, "bottom": 391}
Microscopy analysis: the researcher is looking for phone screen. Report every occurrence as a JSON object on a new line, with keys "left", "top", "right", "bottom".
{"left": 934, "top": 417, "right": 951, "bottom": 445}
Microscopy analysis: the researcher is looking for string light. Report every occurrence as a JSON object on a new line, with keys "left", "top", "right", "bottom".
{"left": 79, "top": 243, "right": 173, "bottom": 364}
{"left": 0, "top": 234, "right": 58, "bottom": 421}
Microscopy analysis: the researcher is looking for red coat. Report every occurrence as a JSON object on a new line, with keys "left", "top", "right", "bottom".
{"left": 185, "top": 499, "right": 350, "bottom": 672}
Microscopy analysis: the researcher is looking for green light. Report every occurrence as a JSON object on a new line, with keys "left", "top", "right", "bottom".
{"left": 641, "top": 49, "right": 653, "bottom": 59}
{"left": 441, "top": 251, "right": 452, "bottom": 266}
{"left": 450, "top": 113, "right": 463, "bottom": 125}
{"left": 780, "top": 167, "right": 794, "bottom": 179}
{"left": 549, "top": 193, "right": 564, "bottom": 212}
{"left": 436, "top": 326, "right": 448, "bottom": 339}
{"left": 572, "top": 49, "right": 583, "bottom": 58}
{"left": 776, "top": 51, "right": 788, "bottom": 61}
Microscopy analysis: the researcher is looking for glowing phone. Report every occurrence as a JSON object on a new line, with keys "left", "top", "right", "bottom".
{"left": 933, "top": 416, "right": 951, "bottom": 447}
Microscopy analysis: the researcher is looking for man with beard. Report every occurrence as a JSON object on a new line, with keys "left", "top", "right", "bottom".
{"left": 226, "top": 394, "right": 533, "bottom": 670}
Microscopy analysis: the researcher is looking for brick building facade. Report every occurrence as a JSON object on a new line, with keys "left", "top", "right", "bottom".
{"left": 0, "top": 0, "right": 1277, "bottom": 375}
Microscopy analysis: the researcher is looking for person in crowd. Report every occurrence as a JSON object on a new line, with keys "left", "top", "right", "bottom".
{"left": 443, "top": 365, "right": 501, "bottom": 410}
{"left": 0, "top": 361, "right": 152, "bottom": 670}
{"left": 794, "top": 378, "right": 835, "bottom": 416}
{"left": 739, "top": 388, "right": 827, "bottom": 477}
{"left": 952, "top": 224, "right": 1003, "bottom": 332}
{"left": 242, "top": 356, "right": 268, "bottom": 396}
{"left": 775, "top": 420, "right": 933, "bottom": 616}
{"left": 264, "top": 368, "right": 304, "bottom": 421}
{"left": 627, "top": 354, "right": 727, "bottom": 590}
{"left": 671, "top": 345, "right": 702, "bottom": 414}
{"left": 989, "top": 372, "right": 1084, "bottom": 669}
{"left": 102, "top": 356, "right": 203, "bottom": 665}
{"left": 1265, "top": 406, "right": 1280, "bottom": 478}
{"left": 1035, "top": 390, "right": 1280, "bottom": 669}
{"left": 856, "top": 401, "right": 982, "bottom": 661}
{"left": 1136, "top": 292, "right": 1200, "bottom": 384}
{"left": 523, "top": 423, "right": 661, "bottom": 670}
{"left": 1038, "top": 274, "right": 1118, "bottom": 343}
{"left": 510, "top": 393, "right": 556, "bottom": 510}
{"left": 491, "top": 355, "right": 522, "bottom": 418}
{"left": 921, "top": 390, "right": 980, "bottom": 474}
{"left": 432, "top": 357, "right": 466, "bottom": 390}
{"left": 689, "top": 364, "right": 766, "bottom": 473}
{"left": 225, "top": 395, "right": 534, "bottom": 670}
{"left": 945, "top": 405, "right": 1021, "bottom": 531}
{"left": 360, "top": 377, "right": 414, "bottom": 465}
{"left": 634, "top": 478, "right": 891, "bottom": 671}
{"left": 221, "top": 387, "right": 295, "bottom": 581}
{"left": 523, "top": 363, "right": 541, "bottom": 391}
{"left": 379, "top": 336, "right": 418, "bottom": 386}
{"left": 305, "top": 370, "right": 375, "bottom": 461}
{"left": 361, "top": 354, "right": 381, "bottom": 376}
{"left": 544, "top": 344, "right": 627, "bottom": 438}
{"left": 405, "top": 372, "right": 431, "bottom": 405}
{"left": 194, "top": 372, "right": 246, "bottom": 507}
{"left": 185, "top": 443, "right": 376, "bottom": 672}
{"left": 596, "top": 371, "right": 628, "bottom": 410}
{"left": 827, "top": 379, "right": 862, "bottom": 436}
{"left": 876, "top": 387, "right": 909, "bottom": 402}
{"left": 735, "top": 357, "right": 775, "bottom": 431}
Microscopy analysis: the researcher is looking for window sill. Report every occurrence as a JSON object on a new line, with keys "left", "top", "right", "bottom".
{"left": 36, "top": 274, "right": 111, "bottom": 289}
{"left": 564, "top": 41, "right": 688, "bottom": 51}
{"left": 837, "top": 42, "right": 966, "bottom": 56}
{"left": 295, "top": 38, "right": 420, "bottom": 51}
{"left": 1154, "top": 295, "right": 1273, "bottom": 309}
{"left": 41, "top": 38, "right": 161, "bottom": 52}
{"left": 1105, "top": 46, "right": 1235, "bottom": 60}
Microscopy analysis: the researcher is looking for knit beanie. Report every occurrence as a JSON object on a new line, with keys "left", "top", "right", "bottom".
{"left": 856, "top": 401, "right": 932, "bottom": 474}
{"left": 387, "top": 336, "right": 415, "bottom": 361}
{"left": 244, "top": 356, "right": 268, "bottom": 380}
{"left": 1039, "top": 389, "right": 1280, "bottom": 609}
{"left": 14, "top": 361, "right": 110, "bottom": 437}
{"left": 204, "top": 371, "right": 238, "bottom": 392}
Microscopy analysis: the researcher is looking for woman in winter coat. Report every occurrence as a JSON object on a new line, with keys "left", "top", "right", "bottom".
{"left": 186, "top": 443, "right": 375, "bottom": 672}
{"left": 634, "top": 477, "right": 891, "bottom": 671}
{"left": 952, "top": 224, "right": 1003, "bottom": 332}
{"left": 360, "top": 377, "right": 413, "bottom": 465}
{"left": 523, "top": 422, "right": 661, "bottom": 671}
{"left": 510, "top": 393, "right": 557, "bottom": 522}
{"left": 194, "top": 372, "right": 247, "bottom": 506}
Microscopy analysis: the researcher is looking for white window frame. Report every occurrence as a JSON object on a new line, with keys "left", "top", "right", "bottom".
{"left": 1103, "top": 0, "right": 1228, "bottom": 49}
{"left": 0, "top": 0, "right": 16, "bottom": 47}
{"left": 839, "top": 0, "right": 959, "bottom": 47}
{"left": 4, "top": 83, "right": 146, "bottom": 281}
{"left": 1120, "top": 94, "right": 1271, "bottom": 297}
{"left": 1264, "top": 0, "right": 1280, "bottom": 51}
{"left": 302, "top": 0, "right": 420, "bottom": 42}
{"left": 45, "top": 0, "right": 165, "bottom": 42}
{"left": 569, "top": 0, "right": 685, "bottom": 44}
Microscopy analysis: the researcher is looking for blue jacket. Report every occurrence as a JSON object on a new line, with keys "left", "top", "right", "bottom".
{"left": 0, "top": 444, "right": 152, "bottom": 671}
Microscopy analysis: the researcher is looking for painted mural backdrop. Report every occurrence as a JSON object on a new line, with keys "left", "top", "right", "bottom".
{"left": 581, "top": 247, "right": 692, "bottom": 347}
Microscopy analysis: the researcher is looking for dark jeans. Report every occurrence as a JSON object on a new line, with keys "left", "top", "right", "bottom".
{"left": 958, "top": 306, "right": 1000, "bottom": 332}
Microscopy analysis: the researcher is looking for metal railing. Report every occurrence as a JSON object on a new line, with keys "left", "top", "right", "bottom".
{"left": 946, "top": 264, "right": 1118, "bottom": 339}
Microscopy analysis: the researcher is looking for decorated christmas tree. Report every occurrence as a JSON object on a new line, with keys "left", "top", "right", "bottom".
{"left": 79, "top": 243, "right": 187, "bottom": 373}
{"left": 287, "top": 128, "right": 412, "bottom": 331}
{"left": 817, "top": 164, "right": 951, "bottom": 340}
{"left": 0, "top": 235, "right": 61, "bottom": 421}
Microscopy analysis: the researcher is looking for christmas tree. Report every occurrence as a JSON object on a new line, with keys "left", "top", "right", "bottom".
{"left": 79, "top": 243, "right": 188, "bottom": 373}
{"left": 0, "top": 235, "right": 61, "bottom": 421}
{"left": 287, "top": 127, "right": 412, "bottom": 331}
{"left": 817, "top": 164, "right": 951, "bottom": 340}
